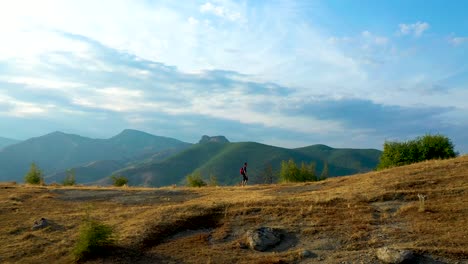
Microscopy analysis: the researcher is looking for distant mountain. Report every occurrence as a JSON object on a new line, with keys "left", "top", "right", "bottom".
{"left": 115, "top": 138, "right": 382, "bottom": 187}
{"left": 0, "top": 137, "right": 20, "bottom": 150}
{"left": 46, "top": 160, "right": 125, "bottom": 184}
{"left": 0, "top": 130, "right": 192, "bottom": 182}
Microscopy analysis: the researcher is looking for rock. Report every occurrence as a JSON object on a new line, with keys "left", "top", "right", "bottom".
{"left": 199, "top": 135, "right": 230, "bottom": 144}
{"left": 32, "top": 218, "right": 49, "bottom": 230}
{"left": 376, "top": 247, "right": 413, "bottom": 264}
{"left": 245, "top": 227, "right": 282, "bottom": 251}
{"left": 300, "top": 250, "right": 315, "bottom": 258}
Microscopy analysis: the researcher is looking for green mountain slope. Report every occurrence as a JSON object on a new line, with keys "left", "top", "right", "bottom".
{"left": 117, "top": 140, "right": 382, "bottom": 187}
{"left": 0, "top": 130, "right": 191, "bottom": 182}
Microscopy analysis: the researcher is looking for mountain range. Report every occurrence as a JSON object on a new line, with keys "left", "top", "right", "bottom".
{"left": 0, "top": 137, "right": 20, "bottom": 150}
{"left": 0, "top": 130, "right": 382, "bottom": 186}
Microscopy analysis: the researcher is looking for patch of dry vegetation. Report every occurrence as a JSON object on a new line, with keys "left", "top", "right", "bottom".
{"left": 1, "top": 156, "right": 467, "bottom": 263}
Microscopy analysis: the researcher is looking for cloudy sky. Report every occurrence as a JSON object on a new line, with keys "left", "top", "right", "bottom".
{"left": 0, "top": 0, "right": 467, "bottom": 152}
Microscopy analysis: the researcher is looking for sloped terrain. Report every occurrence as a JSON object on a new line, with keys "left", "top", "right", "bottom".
{"left": 0, "top": 156, "right": 467, "bottom": 263}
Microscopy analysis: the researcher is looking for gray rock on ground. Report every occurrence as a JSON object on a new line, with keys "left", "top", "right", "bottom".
{"left": 245, "top": 227, "right": 282, "bottom": 251}
{"left": 376, "top": 247, "right": 413, "bottom": 264}
{"left": 32, "top": 218, "right": 49, "bottom": 230}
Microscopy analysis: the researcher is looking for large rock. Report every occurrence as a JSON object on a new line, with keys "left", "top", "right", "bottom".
{"left": 245, "top": 227, "right": 282, "bottom": 251}
{"left": 376, "top": 247, "right": 413, "bottom": 264}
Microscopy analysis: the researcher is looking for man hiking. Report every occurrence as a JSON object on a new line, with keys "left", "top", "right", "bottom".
{"left": 240, "top": 162, "right": 248, "bottom": 186}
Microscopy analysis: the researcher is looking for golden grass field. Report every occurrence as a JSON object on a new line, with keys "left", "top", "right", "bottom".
{"left": 1, "top": 156, "right": 467, "bottom": 263}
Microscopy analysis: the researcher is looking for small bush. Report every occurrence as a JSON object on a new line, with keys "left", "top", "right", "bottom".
{"left": 24, "top": 163, "right": 44, "bottom": 185}
{"left": 111, "top": 175, "right": 128, "bottom": 187}
{"left": 186, "top": 172, "right": 207, "bottom": 187}
{"left": 63, "top": 169, "right": 76, "bottom": 186}
{"left": 72, "top": 218, "right": 116, "bottom": 262}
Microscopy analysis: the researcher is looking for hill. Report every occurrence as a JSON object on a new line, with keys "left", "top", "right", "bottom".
{"left": 0, "top": 130, "right": 191, "bottom": 182}
{"left": 0, "top": 136, "right": 20, "bottom": 150}
{"left": 1, "top": 156, "right": 466, "bottom": 263}
{"left": 117, "top": 140, "right": 381, "bottom": 186}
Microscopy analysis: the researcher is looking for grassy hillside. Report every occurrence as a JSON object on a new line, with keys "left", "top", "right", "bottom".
{"left": 118, "top": 142, "right": 382, "bottom": 186}
{"left": 1, "top": 156, "right": 466, "bottom": 263}
{"left": 0, "top": 130, "right": 191, "bottom": 182}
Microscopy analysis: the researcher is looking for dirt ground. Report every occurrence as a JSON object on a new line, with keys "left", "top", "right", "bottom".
{"left": 1, "top": 156, "right": 468, "bottom": 264}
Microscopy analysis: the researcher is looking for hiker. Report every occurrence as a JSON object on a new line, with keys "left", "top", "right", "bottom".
{"left": 240, "top": 162, "right": 248, "bottom": 186}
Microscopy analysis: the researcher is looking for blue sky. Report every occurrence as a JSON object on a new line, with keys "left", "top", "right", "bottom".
{"left": 0, "top": 0, "right": 467, "bottom": 152}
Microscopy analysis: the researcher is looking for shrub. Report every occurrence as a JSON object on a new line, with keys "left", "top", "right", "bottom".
{"left": 72, "top": 218, "right": 116, "bottom": 262}
{"left": 280, "top": 159, "right": 316, "bottom": 182}
{"left": 24, "top": 163, "right": 44, "bottom": 185}
{"left": 377, "top": 134, "right": 457, "bottom": 169}
{"left": 319, "top": 161, "right": 329, "bottom": 181}
{"left": 186, "top": 172, "right": 207, "bottom": 187}
{"left": 63, "top": 169, "right": 76, "bottom": 186}
{"left": 208, "top": 173, "right": 218, "bottom": 186}
{"left": 111, "top": 175, "right": 128, "bottom": 187}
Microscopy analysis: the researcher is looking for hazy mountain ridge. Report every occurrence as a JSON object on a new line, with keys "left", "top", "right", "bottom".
{"left": 0, "top": 137, "right": 21, "bottom": 150}
{"left": 0, "top": 130, "right": 192, "bottom": 182}
{"left": 0, "top": 131, "right": 381, "bottom": 186}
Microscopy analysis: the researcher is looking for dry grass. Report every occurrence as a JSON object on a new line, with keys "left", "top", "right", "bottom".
{"left": 1, "top": 156, "right": 467, "bottom": 263}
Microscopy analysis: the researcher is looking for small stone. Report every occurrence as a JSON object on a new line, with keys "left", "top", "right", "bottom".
{"left": 32, "top": 218, "right": 49, "bottom": 230}
{"left": 376, "top": 247, "right": 413, "bottom": 264}
{"left": 301, "top": 250, "right": 314, "bottom": 258}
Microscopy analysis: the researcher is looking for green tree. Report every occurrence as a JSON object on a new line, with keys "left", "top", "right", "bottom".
{"left": 377, "top": 134, "right": 457, "bottom": 170}
{"left": 24, "top": 162, "right": 44, "bottom": 185}
{"left": 280, "top": 159, "right": 316, "bottom": 182}
{"left": 63, "top": 169, "right": 76, "bottom": 186}
{"left": 320, "top": 161, "right": 329, "bottom": 180}
{"left": 110, "top": 175, "right": 128, "bottom": 187}
{"left": 186, "top": 171, "right": 207, "bottom": 187}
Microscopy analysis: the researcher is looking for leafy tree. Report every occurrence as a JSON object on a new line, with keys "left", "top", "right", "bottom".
{"left": 280, "top": 159, "right": 316, "bottom": 182}
{"left": 111, "top": 175, "right": 128, "bottom": 187}
{"left": 320, "top": 161, "right": 329, "bottom": 180}
{"left": 63, "top": 169, "right": 76, "bottom": 186}
{"left": 186, "top": 171, "right": 207, "bottom": 187}
{"left": 377, "top": 134, "right": 457, "bottom": 170}
{"left": 24, "top": 162, "right": 44, "bottom": 185}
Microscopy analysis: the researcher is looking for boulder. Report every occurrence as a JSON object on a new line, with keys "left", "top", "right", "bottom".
{"left": 376, "top": 247, "right": 413, "bottom": 264}
{"left": 245, "top": 227, "right": 282, "bottom": 251}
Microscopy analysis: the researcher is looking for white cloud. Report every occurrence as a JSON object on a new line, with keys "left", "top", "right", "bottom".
{"left": 399, "top": 22, "right": 430, "bottom": 37}
{"left": 5, "top": 77, "right": 83, "bottom": 90}
{"left": 450, "top": 37, "right": 468, "bottom": 46}
{"left": 361, "top": 30, "right": 388, "bottom": 45}
{"left": 200, "top": 2, "right": 241, "bottom": 21}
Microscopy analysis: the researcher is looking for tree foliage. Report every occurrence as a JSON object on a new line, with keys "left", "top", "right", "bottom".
{"left": 24, "top": 162, "right": 44, "bottom": 185}
{"left": 111, "top": 175, "right": 128, "bottom": 187}
{"left": 73, "top": 217, "right": 116, "bottom": 261}
{"left": 320, "top": 161, "right": 329, "bottom": 180}
{"left": 186, "top": 171, "right": 207, "bottom": 187}
{"left": 63, "top": 169, "right": 76, "bottom": 186}
{"left": 280, "top": 159, "right": 316, "bottom": 182}
{"left": 377, "top": 134, "right": 457, "bottom": 170}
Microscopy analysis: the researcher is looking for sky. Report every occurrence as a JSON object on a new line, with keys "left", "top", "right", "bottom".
{"left": 0, "top": 0, "right": 467, "bottom": 152}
